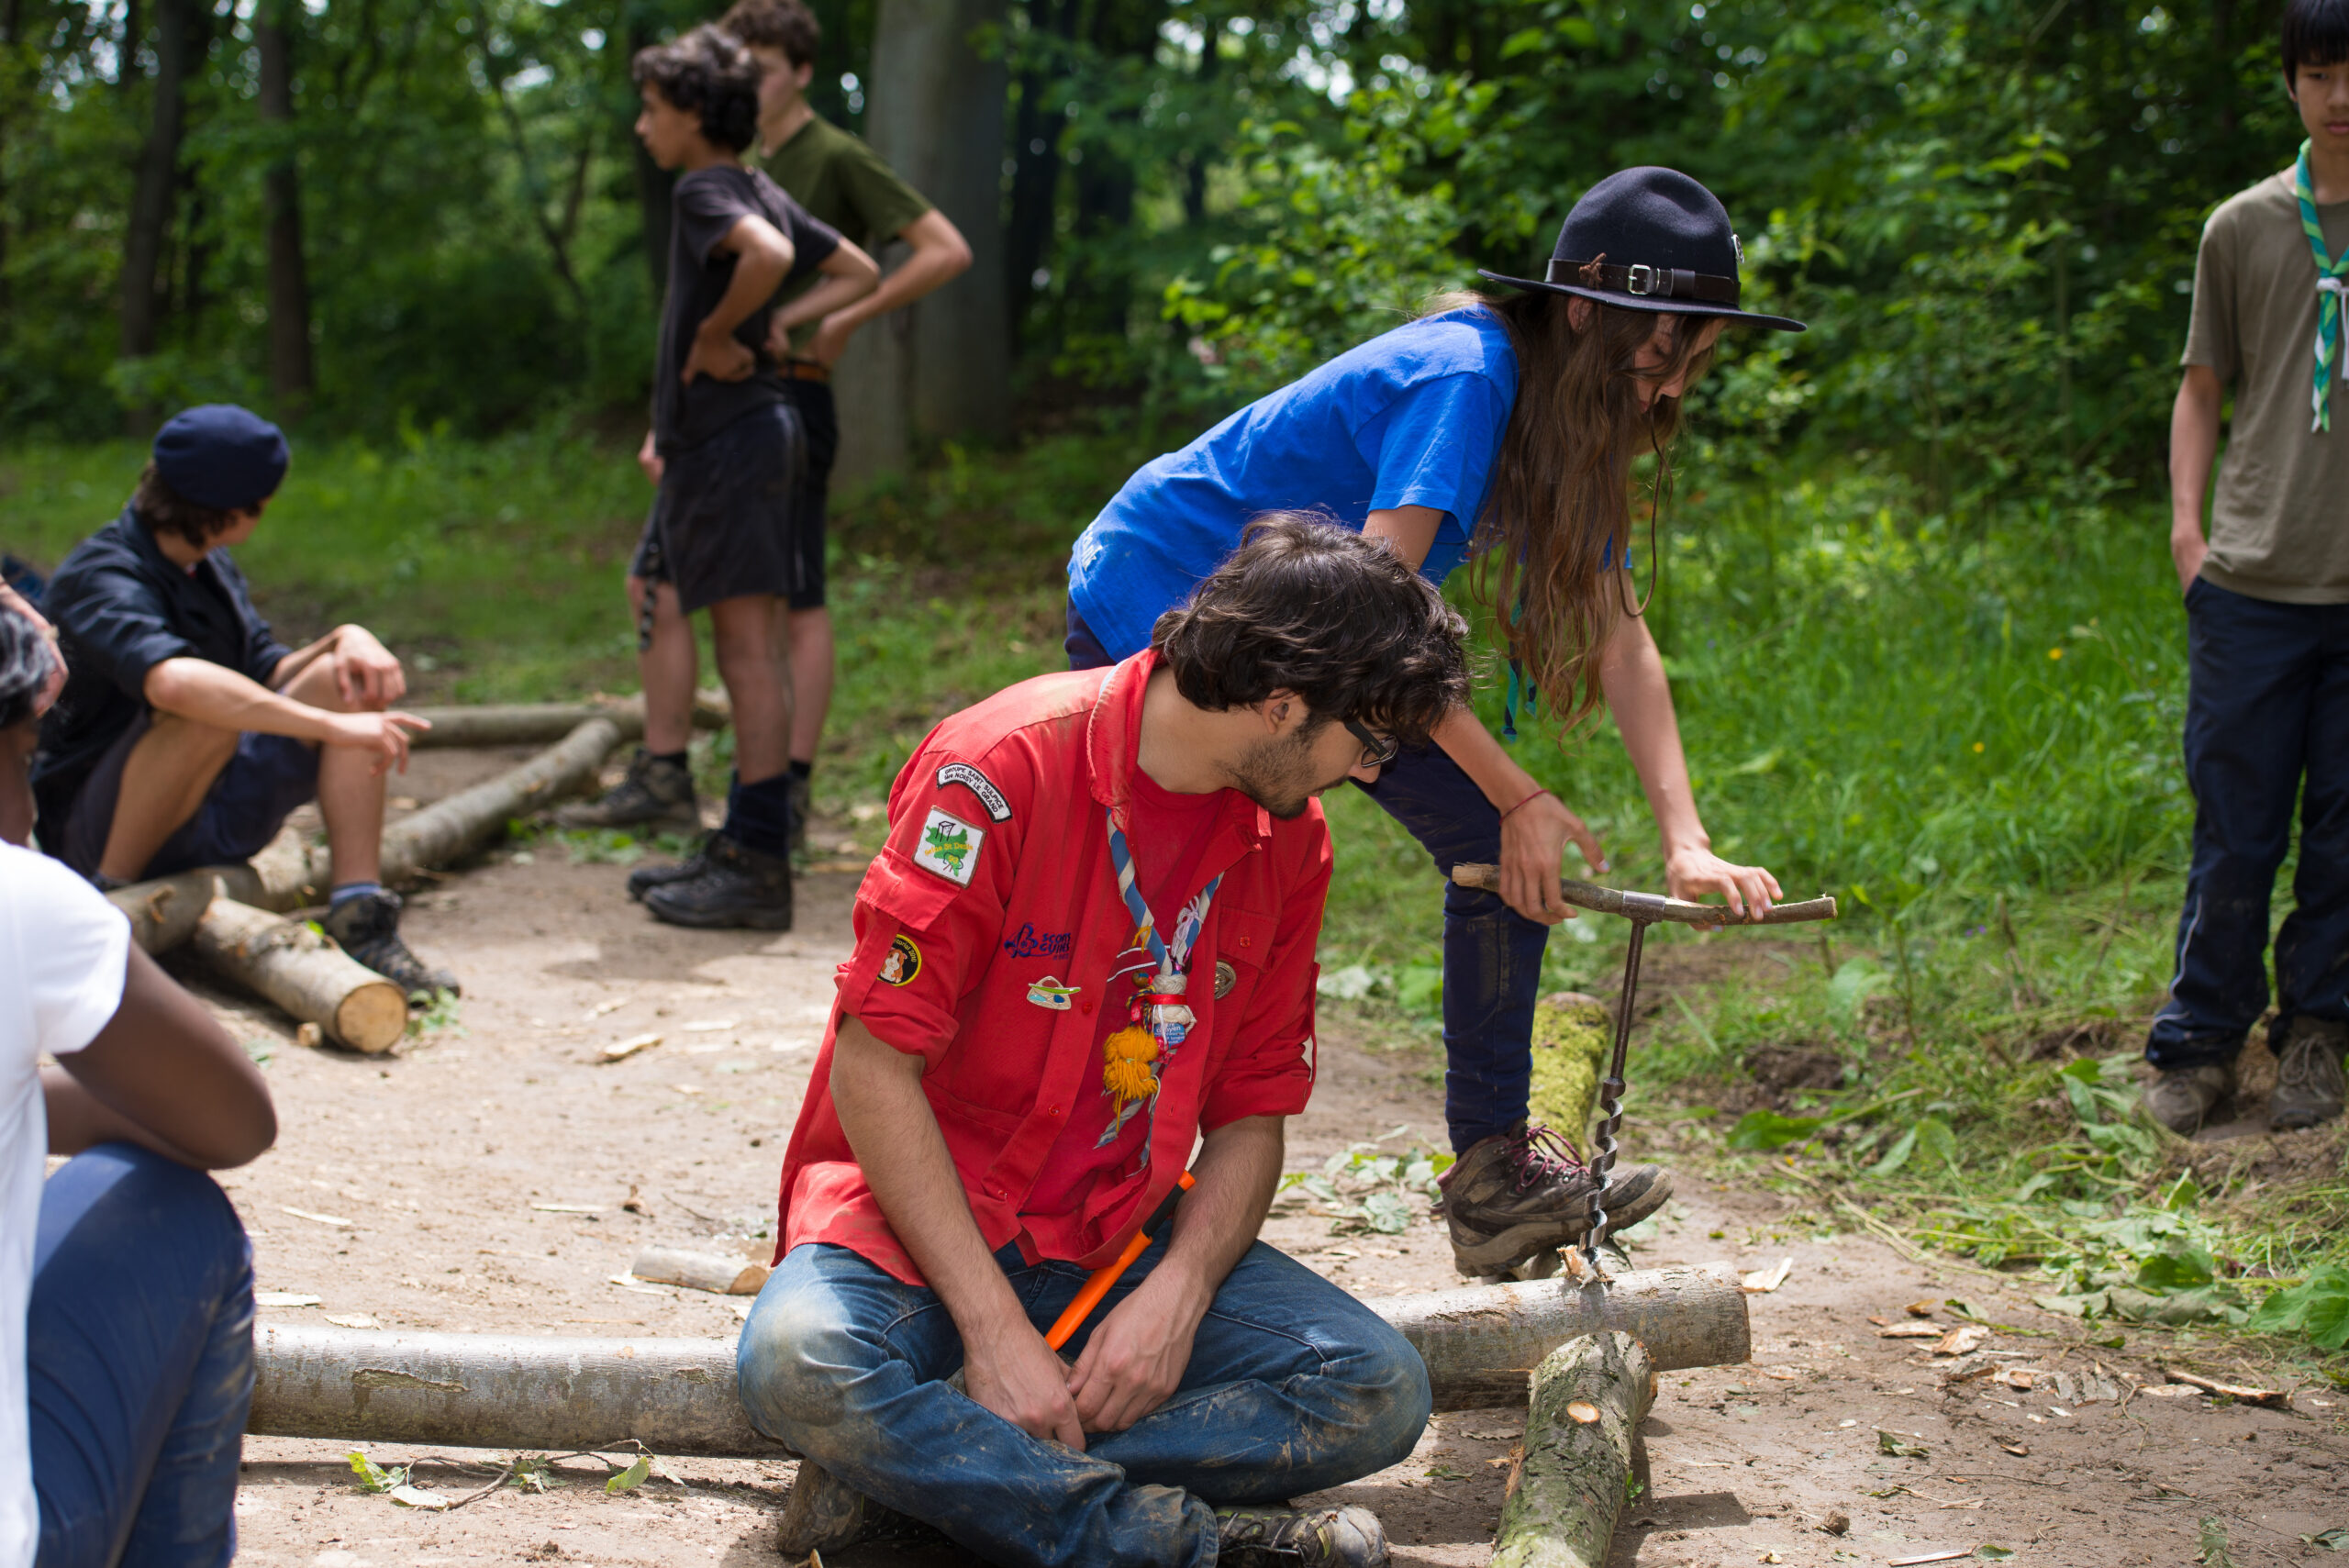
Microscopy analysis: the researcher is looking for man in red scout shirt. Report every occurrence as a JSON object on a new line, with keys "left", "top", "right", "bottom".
{"left": 737, "top": 517, "right": 1470, "bottom": 1568}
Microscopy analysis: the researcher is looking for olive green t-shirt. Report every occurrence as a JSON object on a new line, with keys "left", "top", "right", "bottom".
{"left": 760, "top": 113, "right": 932, "bottom": 350}
{"left": 2182, "top": 169, "right": 2349, "bottom": 605}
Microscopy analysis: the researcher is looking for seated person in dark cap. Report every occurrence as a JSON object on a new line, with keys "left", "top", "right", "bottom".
{"left": 33, "top": 404, "right": 456, "bottom": 996}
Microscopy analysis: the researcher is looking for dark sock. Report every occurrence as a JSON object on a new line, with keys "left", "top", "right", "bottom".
{"left": 650, "top": 750, "right": 689, "bottom": 771}
{"left": 787, "top": 758, "right": 812, "bottom": 782}
{"left": 724, "top": 773, "right": 795, "bottom": 859}
{"left": 330, "top": 881, "right": 386, "bottom": 909}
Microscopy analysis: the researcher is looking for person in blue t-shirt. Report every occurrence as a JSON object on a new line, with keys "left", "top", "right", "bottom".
{"left": 1067, "top": 168, "right": 1807, "bottom": 1279}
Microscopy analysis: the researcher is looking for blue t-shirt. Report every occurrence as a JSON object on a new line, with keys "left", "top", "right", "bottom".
{"left": 1068, "top": 306, "right": 1519, "bottom": 660}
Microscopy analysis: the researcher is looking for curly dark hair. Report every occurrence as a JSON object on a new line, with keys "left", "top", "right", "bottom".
{"left": 632, "top": 26, "right": 763, "bottom": 153}
{"left": 1152, "top": 512, "right": 1469, "bottom": 746}
{"left": 0, "top": 604, "right": 53, "bottom": 734}
{"left": 132, "top": 461, "right": 243, "bottom": 550}
{"left": 719, "top": 0, "right": 821, "bottom": 69}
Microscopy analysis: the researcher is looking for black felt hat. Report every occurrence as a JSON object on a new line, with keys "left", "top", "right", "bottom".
{"left": 1479, "top": 167, "right": 1804, "bottom": 332}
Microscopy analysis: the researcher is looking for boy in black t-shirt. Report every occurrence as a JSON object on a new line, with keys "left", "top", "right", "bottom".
{"left": 621, "top": 27, "right": 876, "bottom": 929}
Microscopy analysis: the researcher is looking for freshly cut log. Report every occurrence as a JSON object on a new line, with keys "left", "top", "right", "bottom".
{"left": 247, "top": 1266, "right": 1747, "bottom": 1452}
{"left": 111, "top": 827, "right": 317, "bottom": 953}
{"left": 191, "top": 896, "right": 408, "bottom": 1052}
{"left": 380, "top": 716, "right": 620, "bottom": 881}
{"left": 404, "top": 691, "right": 730, "bottom": 751}
{"left": 629, "top": 1247, "right": 771, "bottom": 1296}
{"left": 1491, "top": 1331, "right": 1655, "bottom": 1568}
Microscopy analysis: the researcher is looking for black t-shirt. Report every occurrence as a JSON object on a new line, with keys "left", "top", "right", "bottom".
{"left": 653, "top": 164, "right": 841, "bottom": 455}
{"left": 32, "top": 507, "right": 293, "bottom": 845}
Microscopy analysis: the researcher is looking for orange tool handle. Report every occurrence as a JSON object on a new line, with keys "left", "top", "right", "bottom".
{"left": 1043, "top": 1171, "right": 1195, "bottom": 1351}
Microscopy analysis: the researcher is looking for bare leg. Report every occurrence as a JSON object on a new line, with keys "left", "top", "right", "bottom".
{"left": 786, "top": 605, "right": 833, "bottom": 766}
{"left": 278, "top": 654, "right": 390, "bottom": 888}
{"left": 96, "top": 716, "right": 241, "bottom": 881}
{"left": 709, "top": 595, "right": 794, "bottom": 784}
{"left": 631, "top": 575, "right": 698, "bottom": 757}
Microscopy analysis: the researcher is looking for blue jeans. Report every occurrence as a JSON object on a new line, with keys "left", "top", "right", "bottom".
{"left": 31, "top": 1144, "right": 256, "bottom": 1568}
{"left": 1069, "top": 603, "right": 1548, "bottom": 1152}
{"left": 736, "top": 1238, "right": 1431, "bottom": 1568}
{"left": 2147, "top": 579, "right": 2349, "bottom": 1068}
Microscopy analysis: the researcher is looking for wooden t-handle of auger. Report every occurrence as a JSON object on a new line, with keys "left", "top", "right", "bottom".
{"left": 1043, "top": 1171, "right": 1196, "bottom": 1351}
{"left": 1448, "top": 864, "right": 1839, "bottom": 926}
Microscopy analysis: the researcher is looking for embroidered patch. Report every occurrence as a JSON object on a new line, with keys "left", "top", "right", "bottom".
{"left": 913, "top": 807, "right": 985, "bottom": 886}
{"left": 1213, "top": 961, "right": 1237, "bottom": 999}
{"left": 1002, "top": 923, "right": 1073, "bottom": 959}
{"left": 1027, "top": 975, "right": 1079, "bottom": 1011}
{"left": 881, "top": 933, "right": 922, "bottom": 986}
{"left": 936, "top": 762, "right": 1012, "bottom": 822}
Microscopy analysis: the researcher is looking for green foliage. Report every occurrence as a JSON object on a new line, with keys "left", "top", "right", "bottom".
{"left": 1277, "top": 1129, "right": 1452, "bottom": 1237}
{"left": 2246, "top": 1267, "right": 2349, "bottom": 1352}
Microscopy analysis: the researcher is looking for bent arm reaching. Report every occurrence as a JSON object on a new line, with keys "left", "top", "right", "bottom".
{"left": 829, "top": 1015, "right": 1088, "bottom": 1450}
{"left": 772, "top": 239, "right": 883, "bottom": 345}
{"left": 143, "top": 657, "right": 427, "bottom": 774}
{"left": 684, "top": 213, "right": 796, "bottom": 385}
{"left": 785, "top": 211, "right": 968, "bottom": 366}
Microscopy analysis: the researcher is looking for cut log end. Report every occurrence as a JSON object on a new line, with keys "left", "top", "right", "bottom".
{"left": 332, "top": 982, "right": 411, "bottom": 1054}
{"left": 1492, "top": 1331, "right": 1655, "bottom": 1568}
{"left": 192, "top": 897, "right": 407, "bottom": 1053}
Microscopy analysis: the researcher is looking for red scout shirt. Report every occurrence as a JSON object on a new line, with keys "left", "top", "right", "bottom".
{"left": 774, "top": 650, "right": 1330, "bottom": 1286}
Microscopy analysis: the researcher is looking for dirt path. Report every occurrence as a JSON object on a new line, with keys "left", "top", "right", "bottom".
{"left": 212, "top": 752, "right": 2347, "bottom": 1567}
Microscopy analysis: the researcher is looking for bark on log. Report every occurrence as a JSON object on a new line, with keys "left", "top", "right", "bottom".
{"left": 111, "top": 828, "right": 318, "bottom": 953}
{"left": 405, "top": 692, "right": 730, "bottom": 751}
{"left": 247, "top": 1266, "right": 1746, "bottom": 1452}
{"left": 191, "top": 897, "right": 407, "bottom": 1052}
{"left": 629, "top": 1248, "right": 770, "bottom": 1296}
{"left": 378, "top": 716, "right": 619, "bottom": 881}
{"left": 1491, "top": 1332, "right": 1655, "bottom": 1568}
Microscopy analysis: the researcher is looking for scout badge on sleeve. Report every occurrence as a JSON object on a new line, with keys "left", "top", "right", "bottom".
{"left": 1095, "top": 808, "right": 1224, "bottom": 1155}
{"left": 914, "top": 806, "right": 985, "bottom": 886}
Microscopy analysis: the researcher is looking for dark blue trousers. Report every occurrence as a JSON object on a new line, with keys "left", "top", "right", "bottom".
{"left": 31, "top": 1143, "right": 255, "bottom": 1568}
{"left": 2146, "top": 579, "right": 2349, "bottom": 1069}
{"left": 1069, "top": 606, "right": 1546, "bottom": 1151}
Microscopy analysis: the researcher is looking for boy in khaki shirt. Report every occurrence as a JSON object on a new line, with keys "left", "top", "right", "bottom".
{"left": 2145, "top": 0, "right": 2349, "bottom": 1133}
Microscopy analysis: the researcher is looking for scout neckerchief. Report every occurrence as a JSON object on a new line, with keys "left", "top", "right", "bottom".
{"left": 1097, "top": 804, "right": 1223, "bottom": 1156}
{"left": 2296, "top": 139, "right": 2349, "bottom": 433}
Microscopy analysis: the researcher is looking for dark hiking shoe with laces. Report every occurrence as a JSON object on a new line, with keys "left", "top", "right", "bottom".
{"left": 554, "top": 749, "right": 699, "bottom": 833}
{"left": 323, "top": 889, "right": 460, "bottom": 999}
{"left": 641, "top": 833, "right": 793, "bottom": 930}
{"left": 2270, "top": 1018, "right": 2347, "bottom": 1131}
{"left": 786, "top": 771, "right": 811, "bottom": 856}
{"left": 625, "top": 833, "right": 712, "bottom": 902}
{"left": 1439, "top": 1121, "right": 1672, "bottom": 1276}
{"left": 774, "top": 1461, "right": 945, "bottom": 1557}
{"left": 1215, "top": 1505, "right": 1388, "bottom": 1568}
{"left": 2142, "top": 1062, "right": 2234, "bottom": 1135}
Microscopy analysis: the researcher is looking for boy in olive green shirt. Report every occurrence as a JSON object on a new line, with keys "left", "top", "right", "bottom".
{"left": 2143, "top": 0, "right": 2349, "bottom": 1135}
{"left": 573, "top": 0, "right": 972, "bottom": 881}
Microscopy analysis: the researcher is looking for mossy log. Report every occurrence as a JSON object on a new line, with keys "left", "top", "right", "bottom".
{"left": 190, "top": 895, "right": 408, "bottom": 1051}
{"left": 1491, "top": 1331, "right": 1655, "bottom": 1568}
{"left": 1527, "top": 992, "right": 1611, "bottom": 1148}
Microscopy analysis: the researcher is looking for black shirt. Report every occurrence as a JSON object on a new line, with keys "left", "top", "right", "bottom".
{"left": 32, "top": 506, "right": 291, "bottom": 846}
{"left": 653, "top": 164, "right": 841, "bottom": 456}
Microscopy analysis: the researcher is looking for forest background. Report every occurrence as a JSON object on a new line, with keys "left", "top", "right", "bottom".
{"left": 6, "top": 0, "right": 2349, "bottom": 1364}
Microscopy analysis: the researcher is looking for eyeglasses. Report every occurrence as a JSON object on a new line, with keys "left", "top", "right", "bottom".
{"left": 1343, "top": 717, "right": 1401, "bottom": 770}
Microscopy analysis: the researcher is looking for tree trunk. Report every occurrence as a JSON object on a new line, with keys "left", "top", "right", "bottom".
{"left": 1003, "top": 0, "right": 1075, "bottom": 352}
{"left": 863, "top": 0, "right": 1011, "bottom": 446}
{"left": 192, "top": 896, "right": 409, "bottom": 1051}
{"left": 1490, "top": 1332, "right": 1655, "bottom": 1568}
{"left": 257, "top": 1, "right": 315, "bottom": 408}
{"left": 119, "top": 0, "right": 193, "bottom": 409}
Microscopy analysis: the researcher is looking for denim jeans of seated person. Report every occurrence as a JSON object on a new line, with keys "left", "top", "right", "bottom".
{"left": 736, "top": 1236, "right": 1432, "bottom": 1568}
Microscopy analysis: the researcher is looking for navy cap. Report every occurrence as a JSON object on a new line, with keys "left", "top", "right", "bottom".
{"left": 152, "top": 405, "right": 291, "bottom": 511}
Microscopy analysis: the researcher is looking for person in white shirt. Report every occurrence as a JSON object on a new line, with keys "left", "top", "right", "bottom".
{"left": 1, "top": 603, "right": 275, "bottom": 1566}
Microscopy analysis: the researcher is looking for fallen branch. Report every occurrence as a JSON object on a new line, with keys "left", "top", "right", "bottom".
{"left": 191, "top": 895, "right": 407, "bottom": 1051}
{"left": 2160, "top": 1367, "right": 2289, "bottom": 1409}
{"left": 1491, "top": 1331, "right": 1655, "bottom": 1568}
{"left": 404, "top": 692, "right": 729, "bottom": 751}
{"left": 628, "top": 1248, "right": 770, "bottom": 1296}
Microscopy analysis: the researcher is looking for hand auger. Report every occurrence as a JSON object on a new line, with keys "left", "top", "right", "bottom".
{"left": 1450, "top": 864, "right": 1840, "bottom": 1273}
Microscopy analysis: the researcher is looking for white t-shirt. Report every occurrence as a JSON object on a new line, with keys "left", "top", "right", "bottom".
{"left": 1, "top": 842, "right": 129, "bottom": 1563}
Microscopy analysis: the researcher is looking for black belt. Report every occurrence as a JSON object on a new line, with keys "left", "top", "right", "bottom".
{"left": 1546, "top": 256, "right": 1739, "bottom": 306}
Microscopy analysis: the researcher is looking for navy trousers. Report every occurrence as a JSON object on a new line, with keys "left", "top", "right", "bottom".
{"left": 31, "top": 1143, "right": 255, "bottom": 1568}
{"left": 2146, "top": 579, "right": 2349, "bottom": 1068}
{"left": 1068, "top": 606, "right": 1547, "bottom": 1151}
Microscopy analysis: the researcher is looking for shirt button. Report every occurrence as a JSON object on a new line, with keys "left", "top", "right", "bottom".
{"left": 1047, "top": 1106, "right": 1062, "bottom": 1117}
{"left": 1240, "top": 935, "right": 1252, "bottom": 949}
{"left": 1080, "top": 998, "right": 1095, "bottom": 1015}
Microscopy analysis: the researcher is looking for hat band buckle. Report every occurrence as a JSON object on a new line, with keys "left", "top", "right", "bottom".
{"left": 1626, "top": 263, "right": 1661, "bottom": 296}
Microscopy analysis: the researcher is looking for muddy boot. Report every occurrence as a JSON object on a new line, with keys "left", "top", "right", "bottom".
{"left": 625, "top": 833, "right": 712, "bottom": 903}
{"left": 640, "top": 833, "right": 793, "bottom": 930}
{"left": 1438, "top": 1121, "right": 1671, "bottom": 1277}
{"left": 2269, "top": 1018, "right": 2347, "bottom": 1130}
{"left": 554, "top": 749, "right": 699, "bottom": 833}
{"left": 774, "top": 1462, "right": 944, "bottom": 1556}
{"left": 2142, "top": 1062, "right": 2234, "bottom": 1135}
{"left": 323, "top": 889, "right": 460, "bottom": 999}
{"left": 1215, "top": 1505, "right": 1389, "bottom": 1568}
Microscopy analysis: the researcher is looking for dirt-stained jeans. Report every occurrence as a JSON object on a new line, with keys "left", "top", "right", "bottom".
{"left": 737, "top": 1236, "right": 1432, "bottom": 1568}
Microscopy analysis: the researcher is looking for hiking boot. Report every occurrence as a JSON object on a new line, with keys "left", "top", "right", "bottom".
{"left": 625, "top": 833, "right": 712, "bottom": 902}
{"left": 774, "top": 1461, "right": 945, "bottom": 1556}
{"left": 2270, "top": 1018, "right": 2348, "bottom": 1131}
{"left": 554, "top": 749, "right": 699, "bottom": 833}
{"left": 323, "top": 889, "right": 460, "bottom": 999}
{"left": 786, "top": 771, "right": 811, "bottom": 856}
{"left": 2141, "top": 1062, "right": 2234, "bottom": 1135}
{"left": 640, "top": 833, "right": 793, "bottom": 930}
{"left": 1215, "top": 1505, "right": 1388, "bottom": 1568}
{"left": 1438, "top": 1121, "right": 1673, "bottom": 1276}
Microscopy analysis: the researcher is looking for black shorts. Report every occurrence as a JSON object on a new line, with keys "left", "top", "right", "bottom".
{"left": 779, "top": 377, "right": 836, "bottom": 610}
{"left": 58, "top": 712, "right": 319, "bottom": 881}
{"left": 632, "top": 401, "right": 807, "bottom": 615}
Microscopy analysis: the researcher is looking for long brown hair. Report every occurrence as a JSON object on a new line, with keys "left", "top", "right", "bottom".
{"left": 1422, "top": 287, "right": 1716, "bottom": 731}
